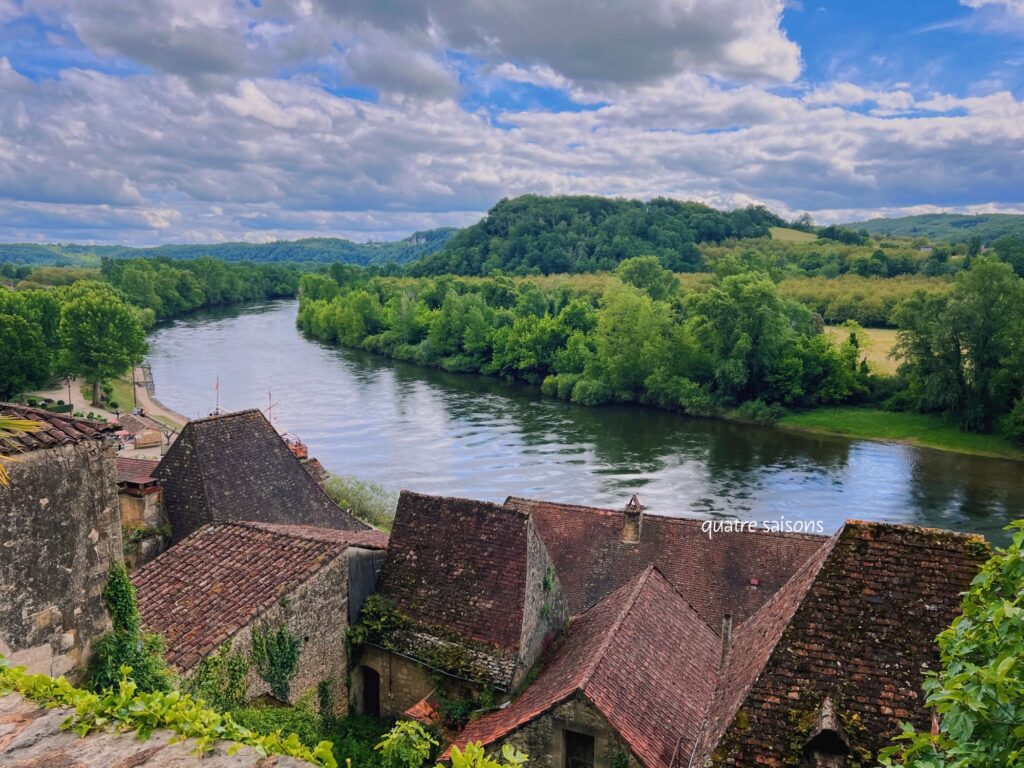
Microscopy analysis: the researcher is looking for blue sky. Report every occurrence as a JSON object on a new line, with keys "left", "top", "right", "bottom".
{"left": 0, "top": 0, "right": 1021, "bottom": 244}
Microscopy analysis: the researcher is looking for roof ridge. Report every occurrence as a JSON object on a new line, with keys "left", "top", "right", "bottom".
{"left": 186, "top": 408, "right": 263, "bottom": 426}
{"left": 406, "top": 489, "right": 530, "bottom": 519}
{"left": 579, "top": 565, "right": 656, "bottom": 692}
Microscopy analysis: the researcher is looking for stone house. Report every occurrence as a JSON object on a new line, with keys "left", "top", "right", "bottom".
{"left": 0, "top": 404, "right": 121, "bottom": 680}
{"left": 350, "top": 491, "right": 568, "bottom": 720}
{"left": 132, "top": 521, "right": 388, "bottom": 715}
{"left": 155, "top": 409, "right": 368, "bottom": 542}
{"left": 442, "top": 496, "right": 986, "bottom": 768}
{"left": 115, "top": 456, "right": 170, "bottom": 569}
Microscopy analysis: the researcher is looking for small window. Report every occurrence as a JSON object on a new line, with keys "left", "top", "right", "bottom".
{"left": 564, "top": 730, "right": 594, "bottom": 768}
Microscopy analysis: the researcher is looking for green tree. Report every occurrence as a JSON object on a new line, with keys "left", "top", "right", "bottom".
{"left": 615, "top": 256, "right": 680, "bottom": 301}
{"left": 879, "top": 522, "right": 1023, "bottom": 768}
{"left": 0, "top": 314, "right": 49, "bottom": 399}
{"left": 376, "top": 720, "right": 438, "bottom": 768}
{"left": 86, "top": 562, "right": 172, "bottom": 693}
{"left": 57, "top": 284, "right": 147, "bottom": 405}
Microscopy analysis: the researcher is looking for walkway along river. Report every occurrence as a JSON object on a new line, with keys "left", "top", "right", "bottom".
{"left": 146, "top": 299, "right": 1024, "bottom": 543}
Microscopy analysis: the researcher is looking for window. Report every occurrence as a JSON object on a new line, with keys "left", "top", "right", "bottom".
{"left": 564, "top": 730, "right": 595, "bottom": 768}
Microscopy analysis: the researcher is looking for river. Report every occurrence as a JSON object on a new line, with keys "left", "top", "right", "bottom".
{"left": 145, "top": 299, "right": 1023, "bottom": 543}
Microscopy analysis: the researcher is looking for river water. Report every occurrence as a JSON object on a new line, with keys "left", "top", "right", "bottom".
{"left": 146, "top": 299, "right": 1023, "bottom": 543}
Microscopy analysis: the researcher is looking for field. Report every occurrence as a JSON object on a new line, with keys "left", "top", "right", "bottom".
{"left": 780, "top": 408, "right": 1024, "bottom": 460}
{"left": 769, "top": 226, "right": 817, "bottom": 243}
{"left": 825, "top": 325, "right": 901, "bottom": 374}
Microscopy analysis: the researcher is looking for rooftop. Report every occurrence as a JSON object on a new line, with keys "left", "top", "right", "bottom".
{"left": 133, "top": 521, "right": 386, "bottom": 670}
{"left": 0, "top": 403, "right": 113, "bottom": 454}
{"left": 115, "top": 456, "right": 160, "bottom": 486}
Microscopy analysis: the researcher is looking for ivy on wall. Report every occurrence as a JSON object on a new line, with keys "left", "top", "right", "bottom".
{"left": 251, "top": 620, "right": 302, "bottom": 701}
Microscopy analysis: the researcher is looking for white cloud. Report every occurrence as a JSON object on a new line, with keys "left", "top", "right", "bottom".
{"left": 961, "top": 0, "right": 1024, "bottom": 15}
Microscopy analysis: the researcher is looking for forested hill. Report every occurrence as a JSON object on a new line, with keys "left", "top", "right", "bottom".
{"left": 0, "top": 228, "right": 457, "bottom": 267}
{"left": 410, "top": 195, "right": 787, "bottom": 276}
{"left": 850, "top": 213, "right": 1024, "bottom": 243}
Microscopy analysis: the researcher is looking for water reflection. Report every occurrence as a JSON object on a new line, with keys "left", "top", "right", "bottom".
{"left": 147, "top": 300, "right": 1023, "bottom": 544}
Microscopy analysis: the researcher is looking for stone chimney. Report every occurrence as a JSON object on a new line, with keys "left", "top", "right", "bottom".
{"left": 622, "top": 494, "right": 643, "bottom": 543}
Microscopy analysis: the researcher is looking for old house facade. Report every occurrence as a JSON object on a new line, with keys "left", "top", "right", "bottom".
{"left": 115, "top": 456, "right": 169, "bottom": 569}
{"left": 0, "top": 404, "right": 121, "bottom": 680}
{"left": 350, "top": 491, "right": 568, "bottom": 720}
{"left": 155, "top": 409, "right": 368, "bottom": 541}
{"left": 133, "top": 521, "right": 388, "bottom": 715}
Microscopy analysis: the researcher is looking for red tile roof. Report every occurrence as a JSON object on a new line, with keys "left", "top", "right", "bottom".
{"left": 133, "top": 522, "right": 379, "bottom": 670}
{"left": 379, "top": 491, "right": 531, "bottom": 652}
{"left": 115, "top": 456, "right": 161, "bottom": 485}
{"left": 0, "top": 403, "right": 113, "bottom": 453}
{"left": 508, "top": 497, "right": 825, "bottom": 626}
{"left": 248, "top": 522, "right": 389, "bottom": 549}
{"left": 691, "top": 522, "right": 988, "bottom": 766}
{"left": 449, "top": 567, "right": 721, "bottom": 768}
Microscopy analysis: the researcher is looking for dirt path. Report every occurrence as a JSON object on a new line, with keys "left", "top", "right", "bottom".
{"left": 31, "top": 380, "right": 118, "bottom": 421}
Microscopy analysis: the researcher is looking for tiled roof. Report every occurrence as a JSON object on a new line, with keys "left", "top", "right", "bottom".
{"left": 133, "top": 521, "right": 375, "bottom": 670}
{"left": 155, "top": 409, "right": 367, "bottom": 538}
{"left": 691, "top": 521, "right": 988, "bottom": 766}
{"left": 115, "top": 456, "right": 160, "bottom": 485}
{"left": 0, "top": 403, "right": 113, "bottom": 453}
{"left": 507, "top": 497, "right": 825, "bottom": 626}
{"left": 116, "top": 412, "right": 164, "bottom": 436}
{"left": 449, "top": 567, "right": 721, "bottom": 768}
{"left": 248, "top": 521, "right": 389, "bottom": 549}
{"left": 378, "top": 491, "right": 531, "bottom": 652}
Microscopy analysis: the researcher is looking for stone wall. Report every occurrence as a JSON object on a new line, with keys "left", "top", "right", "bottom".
{"left": 119, "top": 488, "right": 170, "bottom": 570}
{"left": 351, "top": 645, "right": 439, "bottom": 719}
{"left": 496, "top": 694, "right": 641, "bottom": 768}
{"left": 206, "top": 551, "right": 351, "bottom": 716}
{"left": 515, "top": 518, "right": 569, "bottom": 687}
{"left": 0, "top": 441, "right": 121, "bottom": 681}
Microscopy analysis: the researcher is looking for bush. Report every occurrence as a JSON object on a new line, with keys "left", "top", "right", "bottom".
{"left": 323, "top": 475, "right": 398, "bottom": 531}
{"left": 325, "top": 714, "right": 390, "bottom": 768}
{"left": 736, "top": 399, "right": 786, "bottom": 425}
{"left": 182, "top": 642, "right": 250, "bottom": 712}
{"left": 232, "top": 697, "right": 323, "bottom": 750}
{"left": 1003, "top": 399, "right": 1024, "bottom": 448}
{"left": 571, "top": 377, "right": 611, "bottom": 405}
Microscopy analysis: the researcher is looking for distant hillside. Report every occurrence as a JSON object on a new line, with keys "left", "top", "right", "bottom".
{"left": 412, "top": 194, "right": 786, "bottom": 276}
{"left": 851, "top": 213, "right": 1024, "bottom": 243}
{"left": 0, "top": 228, "right": 458, "bottom": 266}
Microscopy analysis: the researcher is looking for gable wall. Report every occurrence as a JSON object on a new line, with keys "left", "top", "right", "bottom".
{"left": 155, "top": 426, "right": 211, "bottom": 541}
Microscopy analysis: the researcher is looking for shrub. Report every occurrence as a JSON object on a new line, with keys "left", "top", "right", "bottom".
{"left": 232, "top": 696, "right": 323, "bottom": 750}
{"left": 571, "top": 377, "right": 611, "bottom": 405}
{"left": 323, "top": 475, "right": 398, "bottom": 531}
{"left": 182, "top": 641, "right": 250, "bottom": 712}
{"left": 1003, "top": 398, "right": 1024, "bottom": 448}
{"left": 736, "top": 399, "right": 785, "bottom": 425}
{"left": 86, "top": 563, "right": 172, "bottom": 694}
{"left": 375, "top": 720, "right": 438, "bottom": 768}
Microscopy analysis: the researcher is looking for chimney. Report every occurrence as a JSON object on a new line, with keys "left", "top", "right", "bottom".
{"left": 622, "top": 494, "right": 643, "bottom": 543}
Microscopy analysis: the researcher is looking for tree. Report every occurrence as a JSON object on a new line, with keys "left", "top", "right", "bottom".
{"left": 879, "top": 521, "right": 1024, "bottom": 768}
{"left": 57, "top": 283, "right": 148, "bottom": 405}
{"left": 615, "top": 256, "right": 680, "bottom": 300}
{"left": 0, "top": 314, "right": 49, "bottom": 399}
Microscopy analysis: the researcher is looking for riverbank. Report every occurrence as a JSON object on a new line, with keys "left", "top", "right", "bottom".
{"left": 779, "top": 407, "right": 1024, "bottom": 462}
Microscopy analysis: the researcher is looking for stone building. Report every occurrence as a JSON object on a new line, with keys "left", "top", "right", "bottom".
{"left": 443, "top": 500, "right": 987, "bottom": 768}
{"left": 155, "top": 409, "right": 368, "bottom": 541}
{"left": 0, "top": 404, "right": 121, "bottom": 680}
{"left": 350, "top": 491, "right": 568, "bottom": 719}
{"left": 115, "top": 456, "right": 169, "bottom": 569}
{"left": 132, "top": 521, "right": 388, "bottom": 715}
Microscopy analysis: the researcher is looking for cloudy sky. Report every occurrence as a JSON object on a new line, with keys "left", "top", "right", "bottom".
{"left": 0, "top": 0, "right": 1022, "bottom": 245}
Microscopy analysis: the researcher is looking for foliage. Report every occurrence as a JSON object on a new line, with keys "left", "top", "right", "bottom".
{"left": 182, "top": 642, "right": 251, "bottom": 713}
{"left": 878, "top": 521, "right": 1024, "bottom": 768}
{"left": 57, "top": 282, "right": 148, "bottom": 404}
{"left": 251, "top": 621, "right": 302, "bottom": 702}
{"left": 0, "top": 416, "right": 42, "bottom": 488}
{"left": 445, "top": 741, "right": 528, "bottom": 768}
{"left": 894, "top": 258, "right": 1024, "bottom": 432}
{"left": 326, "top": 714, "right": 392, "bottom": 768}
{"left": 1004, "top": 399, "right": 1024, "bottom": 448}
{"left": 323, "top": 474, "right": 398, "bottom": 531}
{"left": 0, "top": 659, "right": 337, "bottom": 767}
{"left": 413, "top": 195, "right": 783, "bottom": 276}
{"left": 0, "top": 314, "right": 48, "bottom": 399}
{"left": 615, "top": 256, "right": 679, "bottom": 300}
{"left": 376, "top": 720, "right": 438, "bottom": 768}
{"left": 87, "top": 563, "right": 173, "bottom": 694}
{"left": 777, "top": 275, "right": 952, "bottom": 327}
{"left": 852, "top": 212, "right": 1024, "bottom": 244}
{"left": 231, "top": 695, "right": 325, "bottom": 750}
{"left": 817, "top": 225, "right": 870, "bottom": 245}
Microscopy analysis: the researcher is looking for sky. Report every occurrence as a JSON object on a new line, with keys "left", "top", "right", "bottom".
{"left": 0, "top": 0, "right": 1022, "bottom": 245}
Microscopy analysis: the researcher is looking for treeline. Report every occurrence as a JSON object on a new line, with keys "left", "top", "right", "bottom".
{"left": 853, "top": 212, "right": 1024, "bottom": 243}
{"left": 412, "top": 195, "right": 787, "bottom": 276}
{"left": 297, "top": 256, "right": 1024, "bottom": 443}
{"left": 298, "top": 257, "right": 870, "bottom": 421}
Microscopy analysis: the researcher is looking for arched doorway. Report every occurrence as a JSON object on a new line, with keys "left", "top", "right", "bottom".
{"left": 361, "top": 666, "right": 380, "bottom": 717}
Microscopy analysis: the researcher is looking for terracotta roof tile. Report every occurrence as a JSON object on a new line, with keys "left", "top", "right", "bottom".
{"left": 115, "top": 456, "right": 160, "bottom": 485}
{"left": 449, "top": 568, "right": 721, "bottom": 768}
{"left": 0, "top": 403, "right": 113, "bottom": 454}
{"left": 508, "top": 497, "right": 825, "bottom": 626}
{"left": 133, "top": 522, "right": 357, "bottom": 670}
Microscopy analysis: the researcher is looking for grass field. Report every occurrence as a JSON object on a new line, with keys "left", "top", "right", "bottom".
{"left": 80, "top": 375, "right": 139, "bottom": 410}
{"left": 825, "top": 325, "right": 901, "bottom": 374}
{"left": 770, "top": 226, "right": 817, "bottom": 243}
{"left": 780, "top": 407, "right": 1024, "bottom": 460}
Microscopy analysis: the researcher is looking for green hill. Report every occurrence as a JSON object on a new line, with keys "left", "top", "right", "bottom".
{"left": 850, "top": 213, "right": 1024, "bottom": 243}
{"left": 0, "top": 228, "right": 457, "bottom": 266}
{"left": 412, "top": 194, "right": 786, "bottom": 276}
